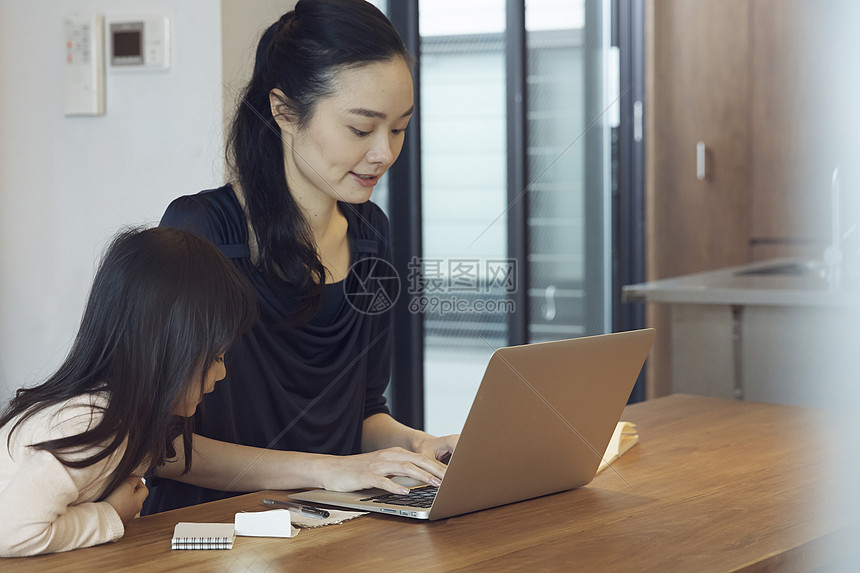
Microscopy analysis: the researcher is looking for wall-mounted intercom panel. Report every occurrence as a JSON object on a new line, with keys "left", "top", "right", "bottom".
{"left": 107, "top": 16, "right": 171, "bottom": 71}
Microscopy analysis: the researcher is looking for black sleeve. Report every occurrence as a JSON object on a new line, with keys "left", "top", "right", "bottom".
{"left": 363, "top": 204, "right": 394, "bottom": 419}
{"left": 158, "top": 196, "right": 216, "bottom": 242}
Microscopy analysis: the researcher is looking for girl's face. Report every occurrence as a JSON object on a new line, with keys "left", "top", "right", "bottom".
{"left": 173, "top": 355, "right": 226, "bottom": 417}
{"left": 275, "top": 56, "right": 414, "bottom": 206}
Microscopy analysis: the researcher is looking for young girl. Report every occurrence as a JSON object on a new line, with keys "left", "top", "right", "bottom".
{"left": 0, "top": 227, "right": 257, "bottom": 557}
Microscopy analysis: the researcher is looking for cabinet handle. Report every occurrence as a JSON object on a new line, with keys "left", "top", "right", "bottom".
{"left": 633, "top": 100, "right": 643, "bottom": 142}
{"left": 696, "top": 141, "right": 706, "bottom": 180}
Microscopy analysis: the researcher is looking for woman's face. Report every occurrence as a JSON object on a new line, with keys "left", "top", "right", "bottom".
{"left": 173, "top": 355, "right": 226, "bottom": 417}
{"left": 276, "top": 56, "right": 414, "bottom": 206}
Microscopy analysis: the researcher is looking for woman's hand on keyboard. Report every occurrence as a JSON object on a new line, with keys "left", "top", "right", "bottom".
{"left": 413, "top": 433, "right": 459, "bottom": 465}
{"left": 319, "top": 448, "right": 446, "bottom": 495}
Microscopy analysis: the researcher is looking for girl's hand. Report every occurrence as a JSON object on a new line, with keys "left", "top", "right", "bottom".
{"left": 105, "top": 476, "right": 149, "bottom": 524}
{"left": 319, "top": 448, "right": 447, "bottom": 495}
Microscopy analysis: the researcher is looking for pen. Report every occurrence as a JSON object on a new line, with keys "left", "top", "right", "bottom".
{"left": 261, "top": 498, "right": 330, "bottom": 518}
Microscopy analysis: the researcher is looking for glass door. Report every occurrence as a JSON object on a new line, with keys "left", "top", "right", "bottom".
{"left": 526, "top": 0, "right": 614, "bottom": 343}
{"left": 416, "top": 0, "right": 615, "bottom": 435}
{"left": 419, "top": 0, "right": 510, "bottom": 436}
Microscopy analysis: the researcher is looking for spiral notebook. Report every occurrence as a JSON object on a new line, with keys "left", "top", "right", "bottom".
{"left": 171, "top": 522, "right": 235, "bottom": 550}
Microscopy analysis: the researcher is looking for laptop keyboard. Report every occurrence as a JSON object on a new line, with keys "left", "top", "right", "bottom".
{"left": 360, "top": 485, "right": 439, "bottom": 508}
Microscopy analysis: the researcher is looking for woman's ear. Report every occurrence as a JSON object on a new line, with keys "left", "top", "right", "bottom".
{"left": 269, "top": 89, "right": 295, "bottom": 133}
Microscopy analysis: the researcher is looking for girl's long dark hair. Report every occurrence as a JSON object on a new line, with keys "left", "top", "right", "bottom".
{"left": 226, "top": 0, "right": 409, "bottom": 323}
{"left": 0, "top": 227, "right": 257, "bottom": 500}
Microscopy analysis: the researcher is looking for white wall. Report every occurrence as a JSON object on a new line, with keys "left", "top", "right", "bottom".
{"left": 221, "top": 0, "right": 297, "bottom": 141}
{"left": 0, "top": 0, "right": 224, "bottom": 404}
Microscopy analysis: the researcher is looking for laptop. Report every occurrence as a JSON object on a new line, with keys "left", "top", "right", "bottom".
{"left": 290, "top": 328, "right": 655, "bottom": 520}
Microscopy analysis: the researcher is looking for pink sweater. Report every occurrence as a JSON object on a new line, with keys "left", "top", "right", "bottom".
{"left": 0, "top": 394, "right": 126, "bottom": 557}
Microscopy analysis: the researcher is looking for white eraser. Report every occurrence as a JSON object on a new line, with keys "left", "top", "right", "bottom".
{"left": 234, "top": 509, "right": 298, "bottom": 538}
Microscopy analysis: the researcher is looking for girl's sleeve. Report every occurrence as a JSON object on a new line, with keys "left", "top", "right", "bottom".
{"left": 0, "top": 448, "right": 124, "bottom": 557}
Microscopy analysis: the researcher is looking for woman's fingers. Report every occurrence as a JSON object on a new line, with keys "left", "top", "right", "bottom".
{"left": 375, "top": 448, "right": 447, "bottom": 483}
{"left": 322, "top": 448, "right": 449, "bottom": 494}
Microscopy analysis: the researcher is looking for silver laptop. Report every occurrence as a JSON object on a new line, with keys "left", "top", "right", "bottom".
{"left": 290, "top": 328, "right": 655, "bottom": 520}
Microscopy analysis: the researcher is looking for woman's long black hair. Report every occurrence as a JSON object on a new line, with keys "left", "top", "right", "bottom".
{"left": 226, "top": 0, "right": 410, "bottom": 323}
{"left": 0, "top": 227, "right": 258, "bottom": 500}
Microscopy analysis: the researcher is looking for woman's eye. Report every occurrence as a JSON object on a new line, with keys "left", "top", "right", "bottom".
{"left": 350, "top": 127, "right": 370, "bottom": 137}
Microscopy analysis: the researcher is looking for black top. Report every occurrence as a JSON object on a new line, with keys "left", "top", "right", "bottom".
{"left": 142, "top": 184, "right": 393, "bottom": 514}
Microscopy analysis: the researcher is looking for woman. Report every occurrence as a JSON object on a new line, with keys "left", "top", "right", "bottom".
{"left": 143, "top": 0, "right": 457, "bottom": 514}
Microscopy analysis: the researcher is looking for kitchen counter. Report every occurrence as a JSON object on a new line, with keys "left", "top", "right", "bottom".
{"left": 622, "top": 258, "right": 860, "bottom": 307}
{"left": 622, "top": 258, "right": 858, "bottom": 405}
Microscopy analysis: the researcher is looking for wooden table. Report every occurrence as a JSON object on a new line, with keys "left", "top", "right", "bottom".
{"left": 7, "top": 394, "right": 858, "bottom": 572}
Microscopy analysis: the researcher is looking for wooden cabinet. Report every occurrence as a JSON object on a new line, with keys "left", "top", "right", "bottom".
{"left": 749, "top": 0, "right": 835, "bottom": 261}
{"left": 647, "top": 0, "right": 751, "bottom": 277}
{"left": 646, "top": 0, "right": 751, "bottom": 396}
{"left": 644, "top": 0, "right": 839, "bottom": 396}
